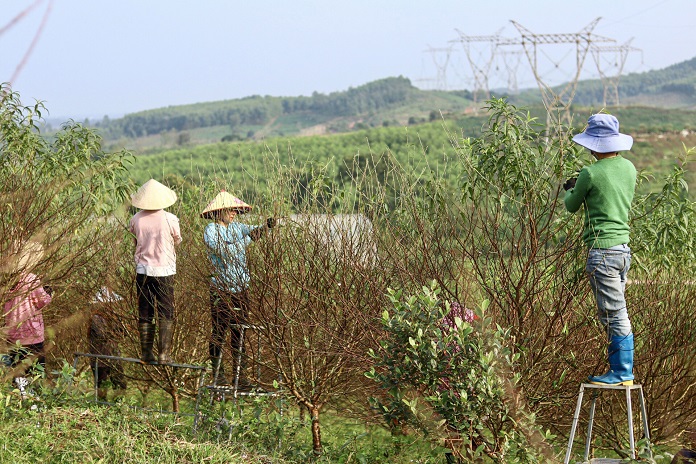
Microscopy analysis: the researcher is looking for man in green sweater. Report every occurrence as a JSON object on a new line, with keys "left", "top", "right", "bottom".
{"left": 564, "top": 113, "right": 637, "bottom": 386}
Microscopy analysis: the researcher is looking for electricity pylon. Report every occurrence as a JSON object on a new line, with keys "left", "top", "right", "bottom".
{"left": 590, "top": 38, "right": 643, "bottom": 107}
{"left": 424, "top": 45, "right": 453, "bottom": 91}
{"left": 451, "top": 29, "right": 504, "bottom": 110}
{"left": 511, "top": 18, "right": 615, "bottom": 132}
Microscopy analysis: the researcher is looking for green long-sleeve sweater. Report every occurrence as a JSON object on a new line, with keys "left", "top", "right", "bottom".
{"left": 564, "top": 155, "right": 637, "bottom": 248}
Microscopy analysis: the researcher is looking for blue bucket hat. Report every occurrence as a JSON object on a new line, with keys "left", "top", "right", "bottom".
{"left": 572, "top": 114, "right": 633, "bottom": 153}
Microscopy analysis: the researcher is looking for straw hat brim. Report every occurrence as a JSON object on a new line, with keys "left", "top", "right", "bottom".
{"left": 1, "top": 241, "right": 44, "bottom": 274}
{"left": 200, "top": 191, "right": 252, "bottom": 219}
{"left": 131, "top": 179, "right": 178, "bottom": 210}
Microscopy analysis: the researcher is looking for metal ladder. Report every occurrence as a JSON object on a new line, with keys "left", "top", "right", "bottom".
{"left": 564, "top": 383, "right": 651, "bottom": 463}
{"left": 73, "top": 351, "right": 208, "bottom": 428}
{"left": 206, "top": 323, "right": 275, "bottom": 399}
{"left": 193, "top": 323, "right": 281, "bottom": 436}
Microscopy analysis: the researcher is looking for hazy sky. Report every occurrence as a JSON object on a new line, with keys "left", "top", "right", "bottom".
{"left": 2, "top": 0, "right": 694, "bottom": 120}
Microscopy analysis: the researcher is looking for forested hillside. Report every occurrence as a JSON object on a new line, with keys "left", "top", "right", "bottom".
{"left": 94, "top": 77, "right": 472, "bottom": 140}
{"left": 570, "top": 56, "right": 696, "bottom": 107}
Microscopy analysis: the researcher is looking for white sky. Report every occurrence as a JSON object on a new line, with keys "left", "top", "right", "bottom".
{"left": 1, "top": 0, "right": 694, "bottom": 120}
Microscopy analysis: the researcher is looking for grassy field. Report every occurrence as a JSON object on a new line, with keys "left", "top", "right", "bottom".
{"left": 0, "top": 373, "right": 687, "bottom": 463}
{"left": 0, "top": 372, "right": 448, "bottom": 464}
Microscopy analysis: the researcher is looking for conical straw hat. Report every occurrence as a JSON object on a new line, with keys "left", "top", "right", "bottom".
{"left": 200, "top": 191, "right": 252, "bottom": 219}
{"left": 1, "top": 241, "right": 44, "bottom": 274}
{"left": 131, "top": 179, "right": 177, "bottom": 210}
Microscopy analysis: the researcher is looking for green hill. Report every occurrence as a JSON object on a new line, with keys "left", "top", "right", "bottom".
{"left": 568, "top": 56, "right": 696, "bottom": 108}
{"left": 127, "top": 106, "right": 696, "bottom": 203}
{"left": 495, "top": 56, "right": 696, "bottom": 110}
{"left": 94, "top": 77, "right": 475, "bottom": 147}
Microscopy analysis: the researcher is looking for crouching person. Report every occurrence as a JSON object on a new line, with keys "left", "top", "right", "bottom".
{"left": 89, "top": 286, "right": 127, "bottom": 400}
{"left": 2, "top": 242, "right": 51, "bottom": 394}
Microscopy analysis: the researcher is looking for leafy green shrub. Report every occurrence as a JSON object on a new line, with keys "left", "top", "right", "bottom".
{"left": 368, "top": 282, "right": 556, "bottom": 462}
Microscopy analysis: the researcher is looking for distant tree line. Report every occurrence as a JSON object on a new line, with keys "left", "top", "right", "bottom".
{"left": 281, "top": 76, "right": 414, "bottom": 116}
{"left": 94, "top": 77, "right": 417, "bottom": 139}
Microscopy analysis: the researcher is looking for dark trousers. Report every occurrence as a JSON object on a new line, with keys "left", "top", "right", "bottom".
{"left": 209, "top": 287, "right": 249, "bottom": 361}
{"left": 88, "top": 313, "right": 126, "bottom": 389}
{"left": 136, "top": 274, "right": 174, "bottom": 324}
{"left": 9, "top": 342, "right": 45, "bottom": 375}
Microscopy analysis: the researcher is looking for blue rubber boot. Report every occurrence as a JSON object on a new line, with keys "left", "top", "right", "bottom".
{"left": 589, "top": 333, "right": 634, "bottom": 386}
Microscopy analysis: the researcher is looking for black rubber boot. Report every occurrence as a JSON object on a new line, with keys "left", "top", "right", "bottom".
{"left": 158, "top": 319, "right": 174, "bottom": 364}
{"left": 112, "top": 370, "right": 128, "bottom": 390}
{"left": 138, "top": 322, "right": 156, "bottom": 363}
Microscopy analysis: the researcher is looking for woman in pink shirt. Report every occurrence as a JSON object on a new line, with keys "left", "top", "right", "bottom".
{"left": 3, "top": 242, "right": 51, "bottom": 374}
{"left": 129, "top": 179, "right": 182, "bottom": 364}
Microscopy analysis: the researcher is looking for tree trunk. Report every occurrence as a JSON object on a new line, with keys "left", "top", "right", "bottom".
{"left": 310, "top": 406, "right": 322, "bottom": 456}
{"left": 168, "top": 387, "right": 179, "bottom": 413}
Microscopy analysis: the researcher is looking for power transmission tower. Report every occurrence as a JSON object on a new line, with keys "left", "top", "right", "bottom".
{"left": 424, "top": 45, "right": 453, "bottom": 90}
{"left": 511, "top": 18, "right": 615, "bottom": 132}
{"left": 495, "top": 47, "right": 525, "bottom": 95}
{"left": 590, "top": 38, "right": 643, "bottom": 107}
{"left": 451, "top": 29, "right": 504, "bottom": 110}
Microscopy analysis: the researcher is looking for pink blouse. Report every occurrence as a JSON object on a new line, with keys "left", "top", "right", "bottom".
{"left": 129, "top": 209, "right": 182, "bottom": 276}
{"left": 4, "top": 273, "right": 51, "bottom": 345}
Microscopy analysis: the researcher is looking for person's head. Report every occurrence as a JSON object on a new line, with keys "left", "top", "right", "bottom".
{"left": 212, "top": 208, "right": 239, "bottom": 225}
{"left": 131, "top": 179, "right": 177, "bottom": 211}
{"left": 200, "top": 190, "right": 252, "bottom": 223}
{"left": 572, "top": 114, "right": 633, "bottom": 157}
{"left": 0, "top": 241, "right": 44, "bottom": 292}
{"left": 0, "top": 241, "right": 44, "bottom": 276}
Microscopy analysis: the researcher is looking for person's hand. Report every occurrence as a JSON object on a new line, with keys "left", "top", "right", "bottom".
{"left": 266, "top": 217, "right": 277, "bottom": 229}
{"left": 563, "top": 177, "right": 577, "bottom": 191}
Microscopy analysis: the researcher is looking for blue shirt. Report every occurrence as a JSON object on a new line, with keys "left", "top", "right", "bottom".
{"left": 204, "top": 222, "right": 260, "bottom": 292}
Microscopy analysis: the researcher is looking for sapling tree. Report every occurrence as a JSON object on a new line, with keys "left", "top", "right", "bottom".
{"left": 409, "top": 99, "right": 696, "bottom": 450}
{"left": 247, "top": 165, "right": 393, "bottom": 456}
{"left": 394, "top": 99, "right": 597, "bottom": 435}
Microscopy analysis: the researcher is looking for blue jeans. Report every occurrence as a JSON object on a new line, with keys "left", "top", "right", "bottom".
{"left": 586, "top": 244, "right": 632, "bottom": 337}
